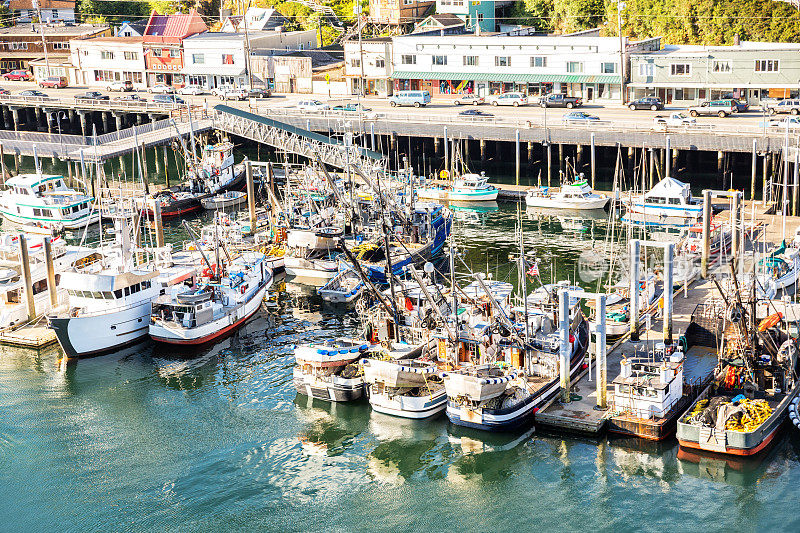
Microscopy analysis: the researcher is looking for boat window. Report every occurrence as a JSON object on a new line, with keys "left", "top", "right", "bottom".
{"left": 103, "top": 292, "right": 114, "bottom": 299}
{"left": 669, "top": 197, "right": 681, "bottom": 204}
{"left": 33, "top": 208, "right": 42, "bottom": 216}
{"left": 124, "top": 287, "right": 130, "bottom": 296}
{"left": 72, "top": 205, "right": 79, "bottom": 213}
{"left": 54, "top": 180, "right": 62, "bottom": 188}
{"left": 141, "top": 280, "right": 151, "bottom": 289}
{"left": 650, "top": 197, "right": 666, "bottom": 204}
{"left": 91, "top": 291, "right": 103, "bottom": 299}
{"left": 114, "top": 289, "right": 122, "bottom": 298}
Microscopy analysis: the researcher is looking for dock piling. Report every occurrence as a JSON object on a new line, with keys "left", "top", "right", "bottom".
{"left": 515, "top": 129, "right": 520, "bottom": 186}
{"left": 18, "top": 234, "right": 35, "bottom": 322}
{"left": 663, "top": 242, "right": 674, "bottom": 344}
{"left": 44, "top": 237, "right": 58, "bottom": 308}
{"left": 596, "top": 294, "right": 607, "bottom": 409}
{"left": 246, "top": 161, "right": 256, "bottom": 235}
{"left": 370, "top": 123, "right": 375, "bottom": 151}
{"left": 546, "top": 142, "right": 552, "bottom": 187}
{"left": 558, "top": 288, "right": 571, "bottom": 403}
{"left": 701, "top": 190, "right": 711, "bottom": 279}
{"left": 751, "top": 139, "right": 757, "bottom": 200}
{"left": 732, "top": 191, "right": 741, "bottom": 261}
{"left": 629, "top": 239, "right": 640, "bottom": 341}
{"left": 590, "top": 133, "right": 596, "bottom": 188}
{"left": 665, "top": 136, "right": 671, "bottom": 177}
{"left": 162, "top": 145, "right": 170, "bottom": 188}
{"left": 153, "top": 200, "right": 165, "bottom": 248}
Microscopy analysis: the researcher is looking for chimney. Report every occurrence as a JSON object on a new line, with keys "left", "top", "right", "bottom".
{"left": 734, "top": 33, "right": 740, "bottom": 46}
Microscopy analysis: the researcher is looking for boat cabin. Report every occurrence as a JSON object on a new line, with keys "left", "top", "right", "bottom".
{"left": 152, "top": 289, "right": 218, "bottom": 329}
{"left": 454, "top": 173, "right": 490, "bottom": 189}
{"left": 0, "top": 174, "right": 92, "bottom": 225}
{"left": 643, "top": 177, "right": 696, "bottom": 207}
{"left": 612, "top": 349, "right": 685, "bottom": 420}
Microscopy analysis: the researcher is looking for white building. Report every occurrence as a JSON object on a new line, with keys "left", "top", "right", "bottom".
{"left": 344, "top": 37, "right": 392, "bottom": 96}
{"left": 70, "top": 36, "right": 146, "bottom": 89}
{"left": 391, "top": 33, "right": 660, "bottom": 102}
{"left": 181, "top": 30, "right": 317, "bottom": 90}
{"left": 10, "top": 0, "right": 76, "bottom": 23}
{"left": 220, "top": 7, "right": 287, "bottom": 32}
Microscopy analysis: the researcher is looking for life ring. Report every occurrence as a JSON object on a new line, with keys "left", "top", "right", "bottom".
{"left": 758, "top": 312, "right": 783, "bottom": 332}
{"left": 202, "top": 264, "right": 219, "bottom": 278}
{"left": 240, "top": 285, "right": 246, "bottom": 294}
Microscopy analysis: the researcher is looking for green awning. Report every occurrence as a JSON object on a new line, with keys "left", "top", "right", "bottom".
{"left": 390, "top": 71, "right": 620, "bottom": 84}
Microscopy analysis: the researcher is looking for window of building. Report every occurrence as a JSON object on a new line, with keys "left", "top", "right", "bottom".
{"left": 601, "top": 62, "right": 617, "bottom": 74}
{"left": 188, "top": 75, "right": 204, "bottom": 86}
{"left": 638, "top": 63, "right": 654, "bottom": 77}
{"left": 123, "top": 71, "right": 143, "bottom": 84}
{"left": 463, "top": 55, "right": 478, "bottom": 66}
{"left": 192, "top": 53, "right": 204, "bottom": 64}
{"left": 432, "top": 55, "right": 447, "bottom": 66}
{"left": 52, "top": 42, "right": 68, "bottom": 50}
{"left": 567, "top": 61, "right": 584, "bottom": 73}
{"left": 530, "top": 56, "right": 546, "bottom": 68}
{"left": 169, "top": 49, "right": 180, "bottom": 58}
{"left": 376, "top": 58, "right": 385, "bottom": 68}
{"left": 152, "top": 48, "right": 162, "bottom": 57}
{"left": 401, "top": 54, "right": 416, "bottom": 65}
{"left": 670, "top": 63, "right": 690, "bottom": 76}
{"left": 755, "top": 59, "right": 779, "bottom": 72}
{"left": 101, "top": 51, "right": 114, "bottom": 60}
{"left": 9, "top": 42, "right": 28, "bottom": 51}
{"left": 712, "top": 60, "right": 731, "bottom": 73}
{"left": 351, "top": 58, "right": 361, "bottom": 67}
{"left": 219, "top": 75, "right": 235, "bottom": 86}
{"left": 495, "top": 56, "right": 510, "bottom": 67}
{"left": 124, "top": 51, "right": 138, "bottom": 61}
{"left": 222, "top": 54, "right": 234, "bottom": 65}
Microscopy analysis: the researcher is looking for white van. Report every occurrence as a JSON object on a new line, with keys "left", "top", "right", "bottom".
{"left": 388, "top": 90, "right": 431, "bottom": 108}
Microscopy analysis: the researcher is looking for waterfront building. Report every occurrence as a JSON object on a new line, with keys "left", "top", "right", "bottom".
{"left": 142, "top": 9, "right": 207, "bottom": 89}
{"left": 367, "top": 0, "right": 435, "bottom": 26}
{"left": 0, "top": 23, "right": 111, "bottom": 78}
{"left": 250, "top": 49, "right": 344, "bottom": 94}
{"left": 629, "top": 41, "right": 800, "bottom": 106}
{"left": 412, "top": 13, "right": 467, "bottom": 35}
{"left": 344, "top": 37, "right": 393, "bottom": 96}
{"left": 182, "top": 29, "right": 317, "bottom": 91}
{"left": 391, "top": 33, "right": 660, "bottom": 102}
{"left": 10, "top": 0, "right": 76, "bottom": 23}
{"left": 220, "top": 7, "right": 288, "bottom": 32}
{"left": 435, "top": 0, "right": 496, "bottom": 33}
{"left": 69, "top": 36, "right": 146, "bottom": 89}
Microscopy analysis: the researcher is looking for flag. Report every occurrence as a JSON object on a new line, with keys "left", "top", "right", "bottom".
{"left": 527, "top": 263, "right": 539, "bottom": 277}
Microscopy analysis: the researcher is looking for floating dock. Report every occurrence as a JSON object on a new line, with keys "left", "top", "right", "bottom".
{"left": 0, "top": 317, "right": 58, "bottom": 349}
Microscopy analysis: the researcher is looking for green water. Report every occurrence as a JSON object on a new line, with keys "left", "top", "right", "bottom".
{"left": 1, "top": 203, "right": 799, "bottom": 532}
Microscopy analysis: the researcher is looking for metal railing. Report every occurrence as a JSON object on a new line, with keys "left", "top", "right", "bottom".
{"left": 0, "top": 94, "right": 182, "bottom": 113}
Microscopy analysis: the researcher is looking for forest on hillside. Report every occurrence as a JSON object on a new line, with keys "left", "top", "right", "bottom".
{"left": 509, "top": 0, "right": 800, "bottom": 44}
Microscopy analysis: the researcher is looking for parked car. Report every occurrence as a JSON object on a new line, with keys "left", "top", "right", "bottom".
{"left": 388, "top": 90, "right": 431, "bottom": 108}
{"left": 688, "top": 100, "right": 736, "bottom": 117}
{"left": 212, "top": 86, "right": 248, "bottom": 100}
{"left": 652, "top": 112, "right": 696, "bottom": 129}
{"left": 453, "top": 94, "right": 485, "bottom": 106}
{"left": 148, "top": 84, "right": 174, "bottom": 94}
{"left": 18, "top": 89, "right": 48, "bottom": 98}
{"left": 765, "top": 116, "right": 800, "bottom": 129}
{"left": 106, "top": 80, "right": 133, "bottom": 92}
{"left": 458, "top": 109, "right": 495, "bottom": 121}
{"left": 39, "top": 76, "right": 68, "bottom": 89}
{"left": 247, "top": 87, "right": 271, "bottom": 98}
{"left": 75, "top": 91, "right": 109, "bottom": 101}
{"left": 539, "top": 94, "right": 583, "bottom": 108}
{"left": 177, "top": 85, "right": 204, "bottom": 95}
{"left": 296, "top": 99, "right": 329, "bottom": 111}
{"left": 628, "top": 97, "right": 663, "bottom": 111}
{"left": 767, "top": 99, "right": 800, "bottom": 115}
{"left": 0, "top": 87, "right": 9, "bottom": 95}
{"left": 114, "top": 94, "right": 146, "bottom": 102}
{"left": 2, "top": 69, "right": 31, "bottom": 81}
{"left": 562, "top": 111, "right": 599, "bottom": 124}
{"left": 153, "top": 94, "right": 184, "bottom": 105}
{"left": 721, "top": 94, "right": 750, "bottom": 113}
{"left": 331, "top": 102, "right": 372, "bottom": 112}
{"left": 488, "top": 92, "right": 528, "bottom": 107}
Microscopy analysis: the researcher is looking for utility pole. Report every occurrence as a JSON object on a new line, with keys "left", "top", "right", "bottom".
{"left": 354, "top": 3, "right": 365, "bottom": 97}
{"left": 34, "top": 0, "right": 51, "bottom": 78}
{"left": 617, "top": 1, "right": 626, "bottom": 104}
{"left": 240, "top": 0, "right": 254, "bottom": 90}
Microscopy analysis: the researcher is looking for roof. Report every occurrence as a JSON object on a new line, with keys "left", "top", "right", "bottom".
{"left": 423, "top": 13, "right": 465, "bottom": 27}
{"left": 645, "top": 177, "right": 690, "bottom": 199}
{"left": 0, "top": 23, "right": 108, "bottom": 37}
{"left": 391, "top": 70, "right": 620, "bottom": 84}
{"left": 6, "top": 173, "right": 62, "bottom": 188}
{"left": 347, "top": 36, "right": 393, "bottom": 43}
{"left": 118, "top": 19, "right": 147, "bottom": 34}
{"left": 278, "top": 50, "right": 343, "bottom": 69}
{"left": 75, "top": 36, "right": 142, "bottom": 44}
{"left": 143, "top": 9, "right": 207, "bottom": 43}
{"left": 639, "top": 41, "right": 800, "bottom": 57}
{"left": 9, "top": 0, "right": 75, "bottom": 9}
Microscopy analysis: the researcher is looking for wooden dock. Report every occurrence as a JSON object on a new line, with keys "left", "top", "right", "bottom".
{"left": 0, "top": 317, "right": 58, "bottom": 349}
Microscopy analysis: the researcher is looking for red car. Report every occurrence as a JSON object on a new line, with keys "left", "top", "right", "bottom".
{"left": 39, "top": 76, "right": 67, "bottom": 88}
{"left": 2, "top": 69, "right": 31, "bottom": 81}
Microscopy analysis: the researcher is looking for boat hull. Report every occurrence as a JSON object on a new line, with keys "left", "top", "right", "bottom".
{"left": 525, "top": 196, "right": 609, "bottom": 210}
{"left": 368, "top": 386, "right": 447, "bottom": 419}
{"left": 608, "top": 395, "right": 692, "bottom": 441}
{"left": 293, "top": 368, "right": 365, "bottom": 402}
{"left": 0, "top": 210, "right": 101, "bottom": 230}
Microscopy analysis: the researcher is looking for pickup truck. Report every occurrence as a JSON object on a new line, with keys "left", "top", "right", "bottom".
{"left": 652, "top": 112, "right": 696, "bottom": 129}
{"left": 539, "top": 94, "right": 582, "bottom": 108}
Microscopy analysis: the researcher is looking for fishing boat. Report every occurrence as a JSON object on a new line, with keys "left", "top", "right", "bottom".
{"left": 590, "top": 273, "right": 661, "bottom": 339}
{"left": 362, "top": 357, "right": 446, "bottom": 418}
{"left": 0, "top": 174, "right": 99, "bottom": 230}
{"left": 283, "top": 226, "right": 343, "bottom": 283}
{"left": 525, "top": 178, "right": 609, "bottom": 210}
{"left": 293, "top": 338, "right": 370, "bottom": 401}
{"left": 677, "top": 298, "right": 800, "bottom": 456}
{"left": 47, "top": 216, "right": 202, "bottom": 357}
{"left": 622, "top": 177, "right": 703, "bottom": 227}
{"left": 200, "top": 191, "right": 247, "bottom": 210}
{"left": 149, "top": 252, "right": 271, "bottom": 345}
{"left": 753, "top": 241, "right": 800, "bottom": 299}
{"left": 416, "top": 172, "right": 499, "bottom": 202}
{"left": 318, "top": 266, "right": 363, "bottom": 304}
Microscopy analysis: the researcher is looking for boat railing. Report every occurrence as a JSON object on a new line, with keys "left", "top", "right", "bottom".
{"left": 73, "top": 297, "right": 151, "bottom": 318}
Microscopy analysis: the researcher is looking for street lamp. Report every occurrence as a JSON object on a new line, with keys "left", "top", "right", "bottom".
{"left": 616, "top": 1, "right": 627, "bottom": 104}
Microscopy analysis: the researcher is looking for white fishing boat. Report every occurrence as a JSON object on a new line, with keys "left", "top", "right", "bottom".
{"left": 525, "top": 178, "right": 609, "bottom": 210}
{"left": 200, "top": 190, "right": 247, "bottom": 210}
{"left": 293, "top": 338, "right": 370, "bottom": 402}
{"left": 754, "top": 242, "right": 800, "bottom": 299}
{"left": 284, "top": 226, "right": 343, "bottom": 283}
{"left": 149, "top": 252, "right": 272, "bottom": 345}
{"left": 318, "top": 266, "right": 363, "bottom": 303}
{"left": 416, "top": 172, "right": 499, "bottom": 202}
{"left": 362, "top": 357, "right": 447, "bottom": 418}
{"left": 0, "top": 174, "right": 99, "bottom": 230}
{"left": 47, "top": 238, "right": 202, "bottom": 357}
{"left": 622, "top": 177, "right": 702, "bottom": 226}
{"left": 591, "top": 273, "right": 661, "bottom": 339}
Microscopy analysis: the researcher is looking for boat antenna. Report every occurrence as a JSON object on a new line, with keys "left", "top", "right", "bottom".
{"left": 182, "top": 220, "right": 215, "bottom": 276}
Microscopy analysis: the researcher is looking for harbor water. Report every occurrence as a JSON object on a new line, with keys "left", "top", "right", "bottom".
{"left": 1, "top": 202, "right": 799, "bottom": 532}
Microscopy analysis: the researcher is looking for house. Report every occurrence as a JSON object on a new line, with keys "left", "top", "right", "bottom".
{"left": 117, "top": 20, "right": 147, "bottom": 38}
{"left": 142, "top": 9, "right": 207, "bottom": 88}
{"left": 629, "top": 40, "right": 800, "bottom": 105}
{"left": 9, "top": 0, "right": 76, "bottom": 23}
{"left": 367, "top": 0, "right": 434, "bottom": 26}
{"left": 181, "top": 29, "right": 317, "bottom": 90}
{"left": 435, "top": 0, "right": 495, "bottom": 33}
{"left": 250, "top": 49, "right": 343, "bottom": 93}
{"left": 70, "top": 36, "right": 146, "bottom": 89}
{"left": 391, "top": 33, "right": 661, "bottom": 102}
{"left": 0, "top": 23, "right": 110, "bottom": 77}
{"left": 220, "top": 7, "right": 288, "bottom": 32}
{"left": 413, "top": 13, "right": 467, "bottom": 35}
{"left": 344, "top": 36, "right": 392, "bottom": 96}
